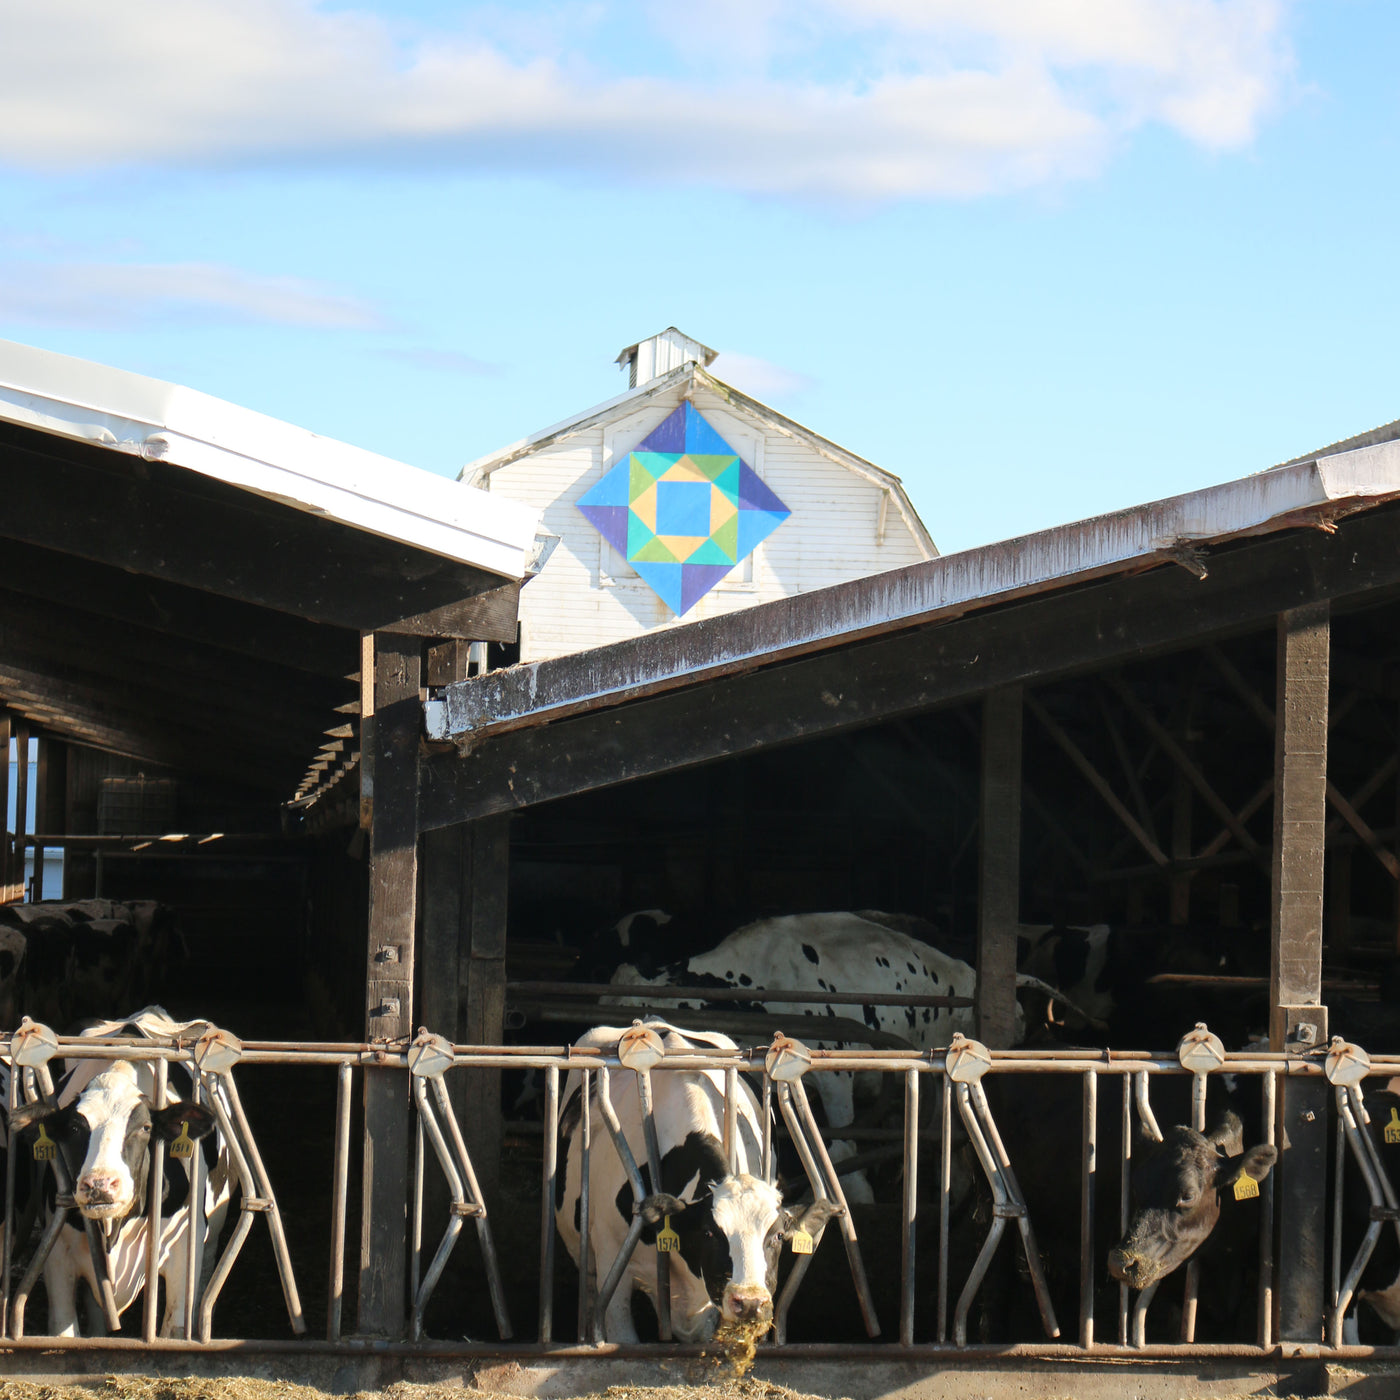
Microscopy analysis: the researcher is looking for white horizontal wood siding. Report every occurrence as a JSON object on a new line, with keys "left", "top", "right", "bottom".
{"left": 488, "top": 382, "right": 931, "bottom": 662}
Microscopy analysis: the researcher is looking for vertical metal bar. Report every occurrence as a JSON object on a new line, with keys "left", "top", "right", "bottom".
{"left": 1332, "top": 1098, "right": 1345, "bottom": 1312}
{"left": 222, "top": 1074, "right": 305, "bottom": 1332}
{"left": 182, "top": 1068, "right": 204, "bottom": 1340}
{"left": 577, "top": 1069, "right": 592, "bottom": 1343}
{"left": 938, "top": 1070, "right": 951, "bottom": 1344}
{"left": 761, "top": 1073, "right": 774, "bottom": 1184}
{"left": 411, "top": 1109, "right": 424, "bottom": 1326}
{"left": 724, "top": 1065, "right": 739, "bottom": 1174}
{"left": 790, "top": 1077, "right": 880, "bottom": 1338}
{"left": 1182, "top": 1071, "right": 1207, "bottom": 1343}
{"left": 539, "top": 1063, "right": 559, "bottom": 1344}
{"left": 327, "top": 1062, "right": 352, "bottom": 1343}
{"left": 1259, "top": 1068, "right": 1276, "bottom": 1348}
{"left": 1080, "top": 1068, "right": 1097, "bottom": 1349}
{"left": 143, "top": 1056, "right": 168, "bottom": 1343}
{"left": 429, "top": 1075, "right": 511, "bottom": 1339}
{"left": 2, "top": 1060, "right": 17, "bottom": 1340}
{"left": 634, "top": 1068, "right": 672, "bottom": 1343}
{"left": 1119, "top": 1071, "right": 1131, "bottom": 1347}
{"left": 900, "top": 1067, "right": 919, "bottom": 1346}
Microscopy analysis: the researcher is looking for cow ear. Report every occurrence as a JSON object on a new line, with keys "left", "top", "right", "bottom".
{"left": 1206, "top": 1112, "right": 1244, "bottom": 1158}
{"left": 638, "top": 1192, "right": 689, "bottom": 1225}
{"left": 1217, "top": 1144, "right": 1277, "bottom": 1189}
{"left": 782, "top": 1199, "right": 841, "bottom": 1240}
{"left": 11, "top": 1097, "right": 68, "bottom": 1135}
{"left": 152, "top": 1102, "right": 217, "bottom": 1142}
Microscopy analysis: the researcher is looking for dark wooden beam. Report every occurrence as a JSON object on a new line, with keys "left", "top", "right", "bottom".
{"left": 1271, "top": 603, "right": 1330, "bottom": 1346}
{"left": 0, "top": 588, "right": 349, "bottom": 734}
{"left": 977, "top": 688, "right": 1022, "bottom": 1048}
{"left": 0, "top": 423, "right": 516, "bottom": 636}
{"left": 359, "top": 633, "right": 421, "bottom": 1337}
{"left": 422, "top": 505, "right": 1400, "bottom": 830}
{"left": 0, "top": 538, "right": 357, "bottom": 679}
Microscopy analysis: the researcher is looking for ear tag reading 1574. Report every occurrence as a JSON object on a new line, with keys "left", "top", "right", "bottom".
{"left": 1386, "top": 1108, "right": 1400, "bottom": 1145}
{"left": 170, "top": 1123, "right": 195, "bottom": 1160}
{"left": 656, "top": 1216, "right": 680, "bottom": 1253}
{"left": 1233, "top": 1172, "right": 1259, "bottom": 1201}
{"left": 32, "top": 1124, "right": 56, "bottom": 1162}
{"left": 790, "top": 1229, "right": 814, "bottom": 1255}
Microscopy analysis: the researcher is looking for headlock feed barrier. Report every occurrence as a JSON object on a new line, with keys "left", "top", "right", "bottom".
{"left": 4, "top": 1016, "right": 1400, "bottom": 1358}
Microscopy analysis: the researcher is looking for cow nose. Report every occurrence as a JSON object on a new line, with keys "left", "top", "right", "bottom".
{"left": 78, "top": 1171, "right": 124, "bottom": 1205}
{"left": 1108, "top": 1246, "right": 1150, "bottom": 1289}
{"left": 723, "top": 1288, "right": 772, "bottom": 1323}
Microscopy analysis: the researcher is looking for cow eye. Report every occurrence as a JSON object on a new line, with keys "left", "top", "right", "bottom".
{"left": 1176, "top": 1192, "right": 1197, "bottom": 1208}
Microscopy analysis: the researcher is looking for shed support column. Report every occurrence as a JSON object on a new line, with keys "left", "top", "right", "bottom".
{"left": 418, "top": 815, "right": 508, "bottom": 1198}
{"left": 460, "top": 816, "right": 509, "bottom": 1197}
{"left": 358, "top": 633, "right": 422, "bottom": 1337}
{"left": 1270, "top": 604, "right": 1330, "bottom": 1344}
{"left": 978, "top": 687, "right": 1022, "bottom": 1048}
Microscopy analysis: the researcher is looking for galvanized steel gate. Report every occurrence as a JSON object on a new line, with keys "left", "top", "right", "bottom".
{"left": 4, "top": 1018, "right": 1400, "bottom": 1363}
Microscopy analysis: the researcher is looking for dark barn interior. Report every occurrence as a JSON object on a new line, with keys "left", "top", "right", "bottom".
{"left": 6, "top": 365, "right": 1400, "bottom": 1370}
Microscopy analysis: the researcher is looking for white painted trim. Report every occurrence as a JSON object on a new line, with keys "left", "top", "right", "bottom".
{"left": 0, "top": 337, "right": 541, "bottom": 581}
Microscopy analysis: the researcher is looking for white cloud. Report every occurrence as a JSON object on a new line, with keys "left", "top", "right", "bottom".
{"left": 0, "top": 260, "right": 384, "bottom": 330}
{"left": 378, "top": 347, "right": 501, "bottom": 376}
{"left": 0, "top": 0, "right": 1294, "bottom": 201}
{"left": 709, "top": 351, "right": 814, "bottom": 401}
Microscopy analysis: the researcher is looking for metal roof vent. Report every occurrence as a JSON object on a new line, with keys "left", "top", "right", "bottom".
{"left": 615, "top": 327, "right": 718, "bottom": 389}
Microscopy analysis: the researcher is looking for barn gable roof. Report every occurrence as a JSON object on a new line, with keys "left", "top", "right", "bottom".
{"left": 458, "top": 359, "right": 937, "bottom": 558}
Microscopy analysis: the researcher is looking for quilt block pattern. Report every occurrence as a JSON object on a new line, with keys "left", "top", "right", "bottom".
{"left": 577, "top": 402, "right": 790, "bottom": 616}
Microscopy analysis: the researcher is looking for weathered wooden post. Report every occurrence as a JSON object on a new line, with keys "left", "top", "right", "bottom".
{"left": 419, "top": 816, "right": 509, "bottom": 1199}
{"left": 1270, "top": 604, "right": 1330, "bottom": 1343}
{"left": 359, "top": 632, "right": 422, "bottom": 1335}
{"left": 978, "top": 686, "right": 1023, "bottom": 1048}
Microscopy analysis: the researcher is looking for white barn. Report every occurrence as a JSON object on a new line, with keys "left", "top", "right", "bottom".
{"left": 460, "top": 328, "right": 936, "bottom": 663}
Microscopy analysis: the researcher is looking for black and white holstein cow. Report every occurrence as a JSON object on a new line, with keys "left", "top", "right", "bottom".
{"left": 10, "top": 1009, "right": 230, "bottom": 1337}
{"left": 607, "top": 912, "right": 1077, "bottom": 1200}
{"left": 555, "top": 1021, "right": 835, "bottom": 1343}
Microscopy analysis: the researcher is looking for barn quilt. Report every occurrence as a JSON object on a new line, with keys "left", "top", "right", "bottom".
{"left": 577, "top": 402, "right": 790, "bottom": 616}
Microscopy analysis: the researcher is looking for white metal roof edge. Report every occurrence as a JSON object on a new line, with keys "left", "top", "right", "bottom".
{"left": 434, "top": 440, "right": 1400, "bottom": 741}
{"left": 0, "top": 338, "right": 542, "bottom": 581}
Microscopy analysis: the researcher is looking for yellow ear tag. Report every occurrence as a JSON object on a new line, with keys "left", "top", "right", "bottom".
{"left": 1233, "top": 1172, "right": 1259, "bottom": 1201}
{"left": 32, "top": 1124, "right": 56, "bottom": 1162}
{"left": 1386, "top": 1108, "right": 1400, "bottom": 1145}
{"left": 790, "top": 1228, "right": 814, "bottom": 1255}
{"left": 170, "top": 1122, "right": 195, "bottom": 1160}
{"left": 656, "top": 1215, "right": 680, "bottom": 1253}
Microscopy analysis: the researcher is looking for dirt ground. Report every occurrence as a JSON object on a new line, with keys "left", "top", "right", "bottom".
{"left": 0, "top": 1381, "right": 828, "bottom": 1400}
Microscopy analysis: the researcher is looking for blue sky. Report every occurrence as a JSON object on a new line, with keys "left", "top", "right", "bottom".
{"left": 2, "top": 1, "right": 1397, "bottom": 554}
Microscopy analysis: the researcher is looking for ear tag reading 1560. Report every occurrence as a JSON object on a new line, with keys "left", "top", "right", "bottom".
{"left": 656, "top": 1216, "right": 680, "bottom": 1253}
{"left": 1386, "top": 1108, "right": 1400, "bottom": 1145}
{"left": 1233, "top": 1172, "right": 1259, "bottom": 1201}
{"left": 170, "top": 1122, "right": 195, "bottom": 1160}
{"left": 790, "top": 1228, "right": 814, "bottom": 1255}
{"left": 32, "top": 1124, "right": 56, "bottom": 1162}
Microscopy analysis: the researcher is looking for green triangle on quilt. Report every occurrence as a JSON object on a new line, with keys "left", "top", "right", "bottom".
{"left": 632, "top": 534, "right": 679, "bottom": 564}
{"left": 627, "top": 511, "right": 658, "bottom": 557}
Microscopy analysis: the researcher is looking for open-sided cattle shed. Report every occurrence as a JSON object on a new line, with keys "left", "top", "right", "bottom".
{"left": 402, "top": 424, "right": 1400, "bottom": 1360}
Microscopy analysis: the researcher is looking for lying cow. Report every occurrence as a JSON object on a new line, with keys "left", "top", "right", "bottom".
{"left": 555, "top": 1021, "right": 835, "bottom": 1343}
{"left": 1108, "top": 1111, "right": 1276, "bottom": 1296}
{"left": 10, "top": 1008, "right": 231, "bottom": 1336}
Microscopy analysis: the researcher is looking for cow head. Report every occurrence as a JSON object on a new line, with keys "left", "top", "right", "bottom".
{"left": 1107, "top": 1112, "right": 1276, "bottom": 1291}
{"left": 643, "top": 1174, "right": 838, "bottom": 1341}
{"left": 14, "top": 1062, "right": 216, "bottom": 1222}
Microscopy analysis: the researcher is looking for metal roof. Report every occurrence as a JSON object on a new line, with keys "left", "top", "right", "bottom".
{"left": 430, "top": 435, "right": 1400, "bottom": 745}
{"left": 0, "top": 337, "right": 542, "bottom": 582}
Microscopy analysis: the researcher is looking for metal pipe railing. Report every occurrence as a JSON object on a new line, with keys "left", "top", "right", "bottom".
{"left": 6, "top": 1020, "right": 1400, "bottom": 1359}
